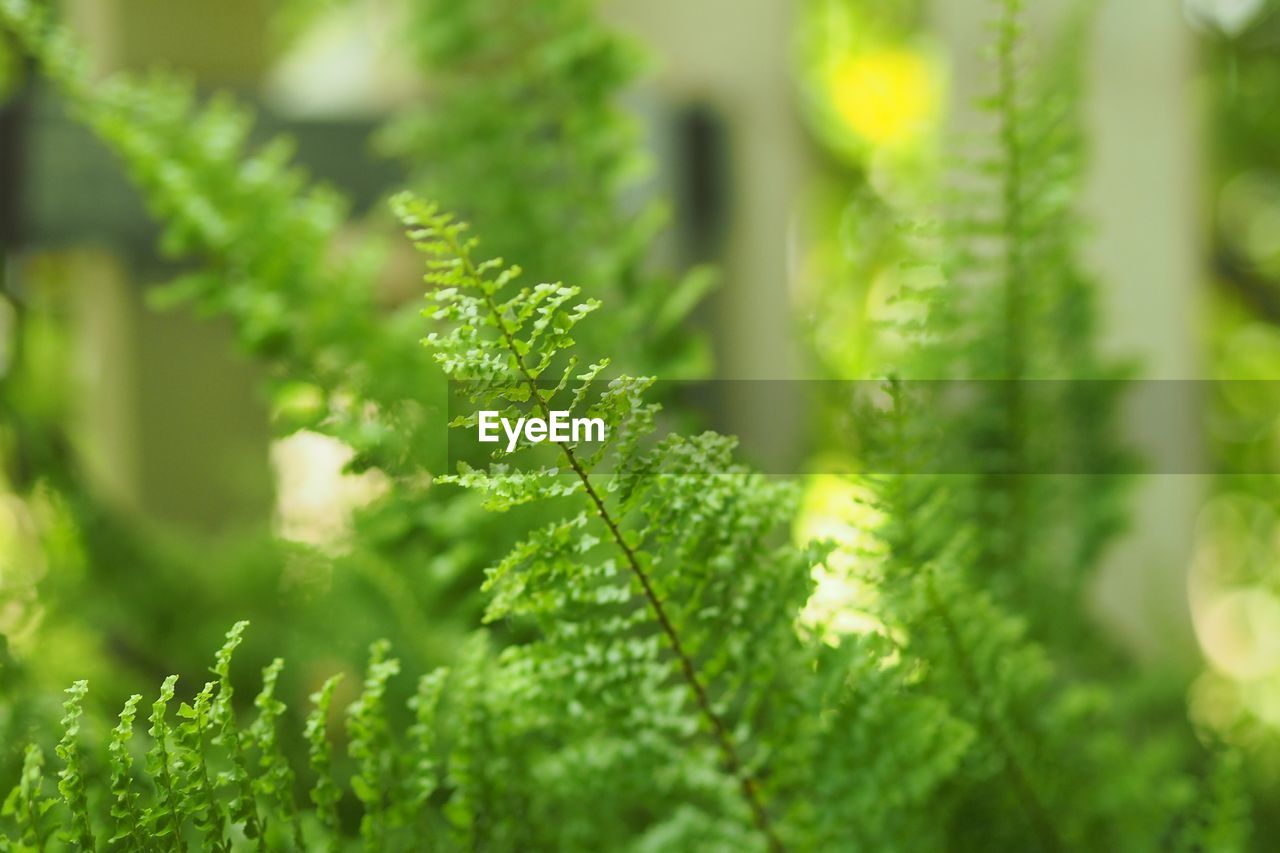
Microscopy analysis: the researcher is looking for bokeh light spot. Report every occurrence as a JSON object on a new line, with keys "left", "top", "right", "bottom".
{"left": 828, "top": 48, "right": 939, "bottom": 149}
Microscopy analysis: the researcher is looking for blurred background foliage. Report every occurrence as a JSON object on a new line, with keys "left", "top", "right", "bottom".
{"left": 1194, "top": 0, "right": 1280, "bottom": 832}
{"left": 0, "top": 0, "right": 715, "bottom": 805}
{"left": 3, "top": 0, "right": 1280, "bottom": 844}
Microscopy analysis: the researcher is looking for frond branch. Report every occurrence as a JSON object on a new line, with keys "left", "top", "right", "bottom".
{"left": 921, "top": 573, "right": 1063, "bottom": 853}
{"left": 436, "top": 224, "right": 786, "bottom": 853}
{"left": 888, "top": 385, "right": 1062, "bottom": 852}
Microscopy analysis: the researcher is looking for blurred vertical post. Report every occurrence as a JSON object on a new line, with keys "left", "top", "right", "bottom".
{"left": 56, "top": 0, "right": 275, "bottom": 532}
{"left": 1082, "top": 0, "right": 1203, "bottom": 666}
{"left": 934, "top": 0, "right": 1204, "bottom": 666}
{"left": 604, "top": 0, "right": 811, "bottom": 472}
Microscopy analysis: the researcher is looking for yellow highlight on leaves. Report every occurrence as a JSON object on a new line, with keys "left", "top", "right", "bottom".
{"left": 796, "top": 475, "right": 885, "bottom": 640}
{"left": 828, "top": 48, "right": 938, "bottom": 148}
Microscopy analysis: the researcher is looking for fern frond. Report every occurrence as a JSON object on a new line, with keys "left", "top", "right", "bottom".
{"left": 394, "top": 193, "right": 824, "bottom": 850}
{"left": 1176, "top": 748, "right": 1250, "bottom": 852}
{"left": 0, "top": 625, "right": 462, "bottom": 850}
{"left": 2, "top": 744, "right": 51, "bottom": 850}
{"left": 54, "top": 680, "right": 95, "bottom": 848}
{"left": 304, "top": 674, "right": 344, "bottom": 843}
{"left": 144, "top": 674, "right": 185, "bottom": 847}
{"left": 107, "top": 693, "right": 145, "bottom": 850}
{"left": 402, "top": 667, "right": 449, "bottom": 822}
{"left": 347, "top": 639, "right": 401, "bottom": 847}
{"left": 210, "top": 621, "right": 266, "bottom": 844}
{"left": 250, "top": 658, "right": 303, "bottom": 847}
{"left": 174, "top": 681, "right": 228, "bottom": 849}
{"left": 384, "top": 0, "right": 709, "bottom": 377}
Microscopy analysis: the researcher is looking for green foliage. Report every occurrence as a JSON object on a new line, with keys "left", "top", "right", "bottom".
{"left": 2, "top": 745, "right": 51, "bottom": 849}
{"left": 144, "top": 675, "right": 185, "bottom": 844}
{"left": 107, "top": 694, "right": 144, "bottom": 849}
{"left": 817, "top": 1, "right": 1234, "bottom": 849}
{"left": 402, "top": 667, "right": 447, "bottom": 822}
{"left": 0, "top": 0, "right": 704, "bottom": 474}
{"left": 53, "top": 681, "right": 93, "bottom": 849}
{"left": 0, "top": 0, "right": 1263, "bottom": 850}
{"left": 174, "top": 681, "right": 226, "bottom": 849}
{"left": 1192, "top": 0, "right": 1280, "bottom": 810}
{"left": 0, "top": 0, "right": 713, "bottom": 719}
{"left": 347, "top": 640, "right": 399, "bottom": 846}
{"left": 211, "top": 622, "right": 267, "bottom": 845}
{"left": 250, "top": 658, "right": 301, "bottom": 847}
{"left": 0, "top": 4, "right": 714, "bottom": 824}
{"left": 0, "top": 624, "right": 450, "bottom": 850}
{"left": 2, "top": 195, "right": 821, "bottom": 847}
{"left": 841, "top": 0, "right": 1132, "bottom": 664}
{"left": 0, "top": 193, "right": 1249, "bottom": 853}
{"left": 383, "top": 0, "right": 711, "bottom": 378}
{"left": 1177, "top": 749, "right": 1252, "bottom": 852}
{"left": 303, "top": 675, "right": 343, "bottom": 841}
{"left": 396, "top": 194, "right": 821, "bottom": 849}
